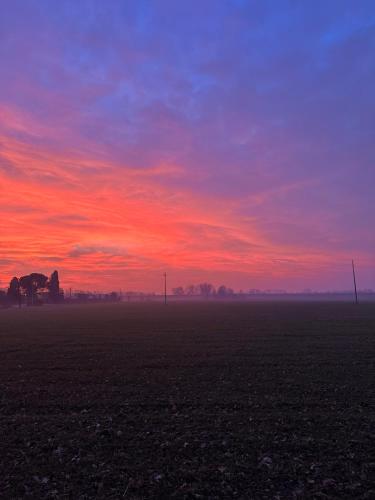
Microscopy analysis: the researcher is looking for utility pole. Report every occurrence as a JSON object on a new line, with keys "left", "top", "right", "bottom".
{"left": 163, "top": 272, "right": 167, "bottom": 305}
{"left": 352, "top": 259, "right": 359, "bottom": 304}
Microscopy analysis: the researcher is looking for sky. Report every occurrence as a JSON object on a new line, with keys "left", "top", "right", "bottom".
{"left": 0, "top": 0, "right": 374, "bottom": 292}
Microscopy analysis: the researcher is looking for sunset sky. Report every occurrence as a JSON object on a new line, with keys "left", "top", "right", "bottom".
{"left": 0, "top": 0, "right": 374, "bottom": 292}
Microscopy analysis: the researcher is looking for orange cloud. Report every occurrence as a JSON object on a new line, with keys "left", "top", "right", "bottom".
{"left": 0, "top": 103, "right": 372, "bottom": 292}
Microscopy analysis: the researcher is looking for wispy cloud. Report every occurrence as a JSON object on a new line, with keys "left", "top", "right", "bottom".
{"left": 69, "top": 244, "right": 126, "bottom": 258}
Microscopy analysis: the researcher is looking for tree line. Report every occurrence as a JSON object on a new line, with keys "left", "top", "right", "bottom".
{"left": 172, "top": 283, "right": 235, "bottom": 297}
{"left": 4, "top": 270, "right": 62, "bottom": 307}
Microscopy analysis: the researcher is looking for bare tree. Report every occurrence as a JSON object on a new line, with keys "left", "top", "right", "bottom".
{"left": 199, "top": 282, "right": 214, "bottom": 298}
{"left": 185, "top": 284, "right": 198, "bottom": 296}
{"left": 217, "top": 285, "right": 234, "bottom": 298}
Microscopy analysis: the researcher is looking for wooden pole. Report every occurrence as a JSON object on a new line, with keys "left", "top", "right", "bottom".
{"left": 164, "top": 272, "right": 167, "bottom": 305}
{"left": 352, "top": 259, "right": 358, "bottom": 304}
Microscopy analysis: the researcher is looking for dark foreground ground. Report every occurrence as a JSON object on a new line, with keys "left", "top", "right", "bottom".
{"left": 0, "top": 302, "right": 374, "bottom": 499}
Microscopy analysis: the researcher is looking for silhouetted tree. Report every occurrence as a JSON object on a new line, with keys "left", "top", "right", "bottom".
{"left": 0, "top": 290, "right": 7, "bottom": 307}
{"left": 48, "top": 270, "right": 60, "bottom": 302}
{"left": 19, "top": 273, "right": 48, "bottom": 306}
{"left": 217, "top": 285, "right": 234, "bottom": 298}
{"left": 172, "top": 286, "right": 185, "bottom": 296}
{"left": 199, "top": 282, "right": 214, "bottom": 298}
{"left": 7, "top": 277, "right": 21, "bottom": 307}
{"left": 185, "top": 284, "right": 198, "bottom": 295}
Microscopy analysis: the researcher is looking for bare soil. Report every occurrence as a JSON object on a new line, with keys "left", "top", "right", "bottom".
{"left": 0, "top": 301, "right": 374, "bottom": 499}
